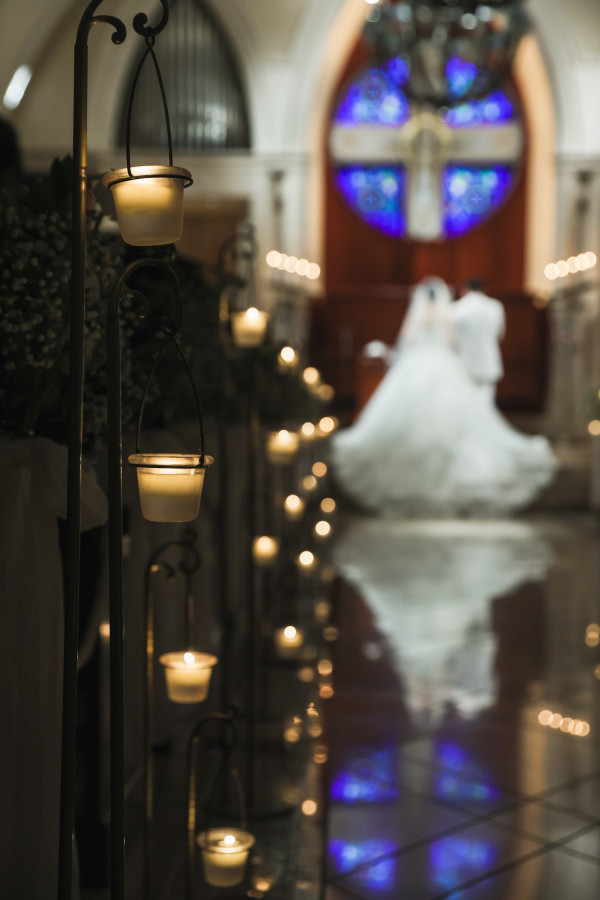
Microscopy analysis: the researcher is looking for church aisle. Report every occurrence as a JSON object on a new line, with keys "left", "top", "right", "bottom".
{"left": 323, "top": 515, "right": 600, "bottom": 900}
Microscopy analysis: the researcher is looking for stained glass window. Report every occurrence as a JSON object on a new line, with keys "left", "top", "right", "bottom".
{"left": 330, "top": 57, "right": 522, "bottom": 241}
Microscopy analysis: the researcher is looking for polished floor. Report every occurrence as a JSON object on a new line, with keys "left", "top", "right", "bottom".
{"left": 323, "top": 514, "right": 600, "bottom": 900}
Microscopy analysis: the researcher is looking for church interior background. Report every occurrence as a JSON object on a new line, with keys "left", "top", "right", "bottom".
{"left": 3, "top": 1, "right": 600, "bottom": 898}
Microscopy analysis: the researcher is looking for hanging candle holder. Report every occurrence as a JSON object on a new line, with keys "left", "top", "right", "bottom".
{"left": 188, "top": 712, "right": 256, "bottom": 891}
{"left": 218, "top": 225, "right": 271, "bottom": 347}
{"left": 103, "top": 14, "right": 192, "bottom": 245}
{"left": 128, "top": 303, "right": 213, "bottom": 523}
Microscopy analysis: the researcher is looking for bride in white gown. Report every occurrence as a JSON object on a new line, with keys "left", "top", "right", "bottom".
{"left": 331, "top": 277, "right": 557, "bottom": 515}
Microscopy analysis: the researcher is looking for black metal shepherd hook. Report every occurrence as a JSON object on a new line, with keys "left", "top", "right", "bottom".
{"left": 62, "top": 4, "right": 170, "bottom": 900}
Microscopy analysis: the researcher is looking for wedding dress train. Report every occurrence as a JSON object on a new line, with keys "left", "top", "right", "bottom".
{"left": 331, "top": 279, "right": 557, "bottom": 516}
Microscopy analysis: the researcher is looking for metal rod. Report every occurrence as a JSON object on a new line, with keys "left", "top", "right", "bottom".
{"left": 59, "top": 32, "right": 88, "bottom": 900}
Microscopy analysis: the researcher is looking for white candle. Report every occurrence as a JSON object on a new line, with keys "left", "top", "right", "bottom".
{"left": 103, "top": 166, "right": 191, "bottom": 246}
{"left": 197, "top": 828, "right": 255, "bottom": 887}
{"left": 159, "top": 651, "right": 217, "bottom": 704}
{"left": 266, "top": 429, "right": 300, "bottom": 465}
{"left": 252, "top": 535, "right": 280, "bottom": 566}
{"left": 230, "top": 307, "right": 269, "bottom": 348}
{"left": 284, "top": 493, "right": 305, "bottom": 522}
{"left": 274, "top": 625, "right": 304, "bottom": 658}
{"left": 129, "top": 454, "right": 213, "bottom": 523}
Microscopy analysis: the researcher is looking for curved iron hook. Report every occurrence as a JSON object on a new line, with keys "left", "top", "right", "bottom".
{"left": 77, "top": 1, "right": 126, "bottom": 45}
{"left": 133, "top": 1, "right": 170, "bottom": 39}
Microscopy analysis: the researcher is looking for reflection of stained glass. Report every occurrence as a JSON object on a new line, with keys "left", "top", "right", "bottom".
{"left": 329, "top": 840, "right": 398, "bottom": 889}
{"left": 335, "top": 167, "right": 405, "bottom": 237}
{"left": 443, "top": 166, "right": 513, "bottom": 237}
{"left": 434, "top": 742, "right": 500, "bottom": 806}
{"left": 330, "top": 748, "right": 399, "bottom": 803}
{"left": 430, "top": 836, "right": 497, "bottom": 892}
{"left": 445, "top": 90, "right": 515, "bottom": 127}
{"left": 335, "top": 66, "right": 409, "bottom": 126}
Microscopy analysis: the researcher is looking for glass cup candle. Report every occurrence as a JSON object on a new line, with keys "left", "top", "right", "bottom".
{"left": 230, "top": 307, "right": 269, "bottom": 348}
{"left": 103, "top": 165, "right": 192, "bottom": 246}
{"left": 128, "top": 454, "right": 213, "bottom": 523}
{"left": 159, "top": 650, "right": 217, "bottom": 703}
{"left": 266, "top": 429, "right": 300, "bottom": 465}
{"left": 197, "top": 828, "right": 255, "bottom": 887}
{"left": 252, "top": 535, "right": 280, "bottom": 567}
{"left": 274, "top": 625, "right": 304, "bottom": 658}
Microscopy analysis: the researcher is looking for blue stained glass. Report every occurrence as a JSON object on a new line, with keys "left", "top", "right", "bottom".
{"left": 446, "top": 56, "right": 478, "bottom": 101}
{"left": 443, "top": 166, "right": 513, "bottom": 237}
{"left": 430, "top": 836, "right": 497, "bottom": 892}
{"left": 445, "top": 89, "right": 515, "bottom": 127}
{"left": 335, "top": 67, "right": 409, "bottom": 126}
{"left": 335, "top": 167, "right": 406, "bottom": 237}
{"left": 329, "top": 840, "right": 398, "bottom": 889}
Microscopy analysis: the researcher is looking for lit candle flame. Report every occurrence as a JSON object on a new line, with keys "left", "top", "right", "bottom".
{"left": 183, "top": 651, "right": 195, "bottom": 664}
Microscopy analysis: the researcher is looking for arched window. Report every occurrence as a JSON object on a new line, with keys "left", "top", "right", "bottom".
{"left": 118, "top": 0, "right": 250, "bottom": 151}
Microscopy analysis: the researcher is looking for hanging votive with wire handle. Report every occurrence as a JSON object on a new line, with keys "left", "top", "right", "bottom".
{"left": 103, "top": 12, "right": 192, "bottom": 245}
{"left": 128, "top": 280, "right": 213, "bottom": 522}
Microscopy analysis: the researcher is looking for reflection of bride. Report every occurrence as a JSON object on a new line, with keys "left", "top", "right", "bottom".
{"left": 331, "top": 277, "right": 557, "bottom": 516}
{"left": 333, "top": 517, "right": 552, "bottom": 723}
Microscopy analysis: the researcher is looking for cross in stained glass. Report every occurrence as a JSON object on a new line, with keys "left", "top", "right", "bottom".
{"left": 329, "top": 60, "right": 523, "bottom": 241}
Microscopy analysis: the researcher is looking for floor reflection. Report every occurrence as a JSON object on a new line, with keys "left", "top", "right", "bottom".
{"left": 333, "top": 518, "right": 552, "bottom": 724}
{"left": 325, "top": 515, "right": 600, "bottom": 900}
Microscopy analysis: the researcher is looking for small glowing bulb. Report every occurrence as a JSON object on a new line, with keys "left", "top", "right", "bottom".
{"left": 266, "top": 250, "right": 282, "bottom": 268}
{"left": 284, "top": 625, "right": 297, "bottom": 640}
{"left": 299, "top": 550, "right": 315, "bottom": 567}
{"left": 318, "top": 658, "right": 333, "bottom": 676}
{"left": 246, "top": 306, "right": 259, "bottom": 319}
{"left": 588, "top": 420, "right": 600, "bottom": 437}
{"left": 544, "top": 263, "right": 557, "bottom": 280}
{"left": 538, "top": 709, "right": 552, "bottom": 726}
{"left": 302, "top": 800, "right": 318, "bottom": 816}
{"left": 280, "top": 345, "right": 296, "bottom": 363}
{"left": 319, "top": 416, "right": 336, "bottom": 434}
{"left": 307, "top": 263, "right": 321, "bottom": 280}
{"left": 312, "top": 462, "right": 327, "bottom": 478}
{"left": 223, "top": 834, "right": 236, "bottom": 846}
{"left": 314, "top": 520, "right": 331, "bottom": 538}
{"left": 184, "top": 652, "right": 196, "bottom": 665}
{"left": 585, "top": 251, "right": 597, "bottom": 268}
{"left": 302, "top": 475, "right": 317, "bottom": 492}
{"left": 321, "top": 497, "right": 336, "bottom": 514}
{"left": 303, "top": 367, "right": 320, "bottom": 386}
{"left": 285, "top": 494, "right": 302, "bottom": 510}
{"left": 302, "top": 422, "right": 316, "bottom": 437}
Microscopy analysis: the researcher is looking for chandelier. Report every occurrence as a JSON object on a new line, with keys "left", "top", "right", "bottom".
{"left": 363, "top": 1, "right": 531, "bottom": 108}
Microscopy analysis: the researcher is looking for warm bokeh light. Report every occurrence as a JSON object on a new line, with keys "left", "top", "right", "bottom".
{"left": 302, "top": 475, "right": 318, "bottom": 492}
{"left": 265, "top": 249, "right": 321, "bottom": 281}
{"left": 301, "top": 422, "right": 316, "bottom": 438}
{"left": 323, "top": 626, "right": 339, "bottom": 642}
{"left": 321, "top": 497, "right": 336, "bottom": 514}
{"left": 284, "top": 726, "right": 301, "bottom": 744}
{"left": 319, "top": 683, "right": 334, "bottom": 699}
{"left": 183, "top": 652, "right": 196, "bottom": 664}
{"left": 595, "top": 664, "right": 600, "bottom": 680}
{"left": 318, "top": 384, "right": 335, "bottom": 402}
{"left": 298, "top": 550, "right": 316, "bottom": 568}
{"left": 312, "top": 462, "right": 328, "bottom": 478}
{"left": 314, "top": 520, "right": 332, "bottom": 538}
{"left": 303, "top": 366, "right": 320, "bottom": 386}
{"left": 585, "top": 623, "right": 600, "bottom": 646}
{"left": 301, "top": 800, "right": 318, "bottom": 816}
{"left": 99, "top": 622, "right": 110, "bottom": 638}
{"left": 285, "top": 493, "right": 302, "bottom": 511}
{"left": 313, "top": 746, "right": 329, "bottom": 764}
{"left": 538, "top": 708, "right": 590, "bottom": 737}
{"left": 280, "top": 345, "right": 296, "bottom": 364}
{"left": 223, "top": 834, "right": 236, "bottom": 846}
{"left": 314, "top": 600, "right": 331, "bottom": 623}
{"left": 298, "top": 667, "right": 315, "bottom": 683}
{"left": 318, "top": 658, "right": 333, "bottom": 677}
{"left": 266, "top": 250, "right": 282, "bottom": 268}
{"left": 588, "top": 420, "right": 600, "bottom": 437}
{"left": 319, "top": 416, "right": 337, "bottom": 434}
{"left": 284, "top": 625, "right": 297, "bottom": 640}
{"left": 545, "top": 251, "right": 597, "bottom": 281}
